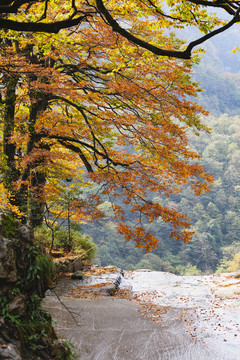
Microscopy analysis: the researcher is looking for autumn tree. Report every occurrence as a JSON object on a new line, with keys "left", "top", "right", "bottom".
{"left": 0, "top": 10, "right": 213, "bottom": 251}
{"left": 0, "top": 0, "right": 239, "bottom": 59}
{"left": 0, "top": 2, "right": 224, "bottom": 358}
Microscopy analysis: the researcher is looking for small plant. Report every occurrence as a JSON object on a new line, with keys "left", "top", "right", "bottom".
{"left": 0, "top": 295, "right": 21, "bottom": 325}
{"left": 56, "top": 340, "right": 77, "bottom": 360}
{"left": 21, "top": 245, "right": 56, "bottom": 295}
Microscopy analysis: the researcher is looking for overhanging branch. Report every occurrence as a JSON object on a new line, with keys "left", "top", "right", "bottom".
{"left": 0, "top": 0, "right": 239, "bottom": 58}
{"left": 185, "top": 6, "right": 240, "bottom": 54}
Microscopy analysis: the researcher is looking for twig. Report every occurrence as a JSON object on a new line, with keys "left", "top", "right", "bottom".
{"left": 51, "top": 290, "right": 80, "bottom": 326}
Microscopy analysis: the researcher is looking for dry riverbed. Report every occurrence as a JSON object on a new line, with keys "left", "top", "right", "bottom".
{"left": 43, "top": 268, "right": 240, "bottom": 360}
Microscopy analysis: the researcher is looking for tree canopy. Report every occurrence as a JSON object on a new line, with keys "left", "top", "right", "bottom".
{"left": 0, "top": 5, "right": 213, "bottom": 250}
{"left": 0, "top": 0, "right": 239, "bottom": 59}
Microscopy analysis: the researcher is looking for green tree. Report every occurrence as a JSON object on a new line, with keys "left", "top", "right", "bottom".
{"left": 181, "top": 232, "right": 218, "bottom": 272}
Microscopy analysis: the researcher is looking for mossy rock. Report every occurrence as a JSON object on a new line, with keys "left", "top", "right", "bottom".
{"left": 71, "top": 271, "right": 84, "bottom": 280}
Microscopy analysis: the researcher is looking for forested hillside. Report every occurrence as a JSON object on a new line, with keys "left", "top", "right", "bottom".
{"left": 193, "top": 26, "right": 240, "bottom": 116}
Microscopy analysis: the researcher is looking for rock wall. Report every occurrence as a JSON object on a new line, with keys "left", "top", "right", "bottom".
{"left": 0, "top": 215, "right": 71, "bottom": 360}
{"left": 0, "top": 219, "right": 32, "bottom": 359}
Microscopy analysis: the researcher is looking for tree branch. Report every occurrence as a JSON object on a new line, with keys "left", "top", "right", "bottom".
{"left": 185, "top": 6, "right": 240, "bottom": 54}
{"left": 1, "top": 0, "right": 239, "bottom": 59}
{"left": 0, "top": 14, "right": 89, "bottom": 33}
{"left": 46, "top": 134, "right": 129, "bottom": 169}
{"left": 187, "top": 0, "right": 240, "bottom": 15}
{"left": 95, "top": 0, "right": 192, "bottom": 59}
{"left": 58, "top": 139, "right": 94, "bottom": 173}
{"left": 0, "top": 0, "right": 33, "bottom": 13}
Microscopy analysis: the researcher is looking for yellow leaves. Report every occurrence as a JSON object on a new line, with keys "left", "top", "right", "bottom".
{"left": 233, "top": 47, "right": 240, "bottom": 53}
{"left": 227, "top": 253, "right": 240, "bottom": 272}
{"left": 0, "top": 183, "right": 23, "bottom": 218}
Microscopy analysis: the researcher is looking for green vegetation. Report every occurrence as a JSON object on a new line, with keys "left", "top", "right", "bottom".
{"left": 0, "top": 238, "right": 75, "bottom": 359}
{"left": 34, "top": 225, "right": 97, "bottom": 262}
{"left": 192, "top": 27, "right": 240, "bottom": 117}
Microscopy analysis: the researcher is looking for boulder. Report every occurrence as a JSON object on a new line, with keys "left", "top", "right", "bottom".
{"left": 98, "top": 284, "right": 117, "bottom": 296}
{"left": 72, "top": 257, "right": 82, "bottom": 272}
{"left": 0, "top": 343, "right": 21, "bottom": 360}
{"left": 17, "top": 225, "right": 32, "bottom": 245}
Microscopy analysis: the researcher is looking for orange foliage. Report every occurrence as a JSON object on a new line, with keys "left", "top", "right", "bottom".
{"left": 0, "top": 11, "right": 213, "bottom": 249}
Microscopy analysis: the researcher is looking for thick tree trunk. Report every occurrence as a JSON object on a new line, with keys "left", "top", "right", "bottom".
{"left": 2, "top": 76, "right": 29, "bottom": 220}
{"left": 21, "top": 88, "right": 50, "bottom": 228}
{"left": 2, "top": 75, "right": 49, "bottom": 227}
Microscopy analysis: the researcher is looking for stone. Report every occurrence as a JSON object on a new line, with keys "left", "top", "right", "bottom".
{"left": 98, "top": 284, "right": 117, "bottom": 296}
{"left": 72, "top": 257, "right": 82, "bottom": 271}
{"left": 104, "top": 265, "right": 118, "bottom": 272}
{"left": 8, "top": 294, "right": 26, "bottom": 316}
{"left": 0, "top": 341, "right": 21, "bottom": 360}
{"left": 71, "top": 271, "right": 84, "bottom": 280}
{"left": 18, "top": 225, "right": 32, "bottom": 245}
